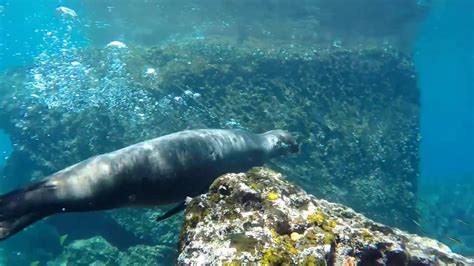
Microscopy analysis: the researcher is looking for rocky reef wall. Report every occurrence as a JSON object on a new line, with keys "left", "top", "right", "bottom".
{"left": 150, "top": 41, "right": 420, "bottom": 229}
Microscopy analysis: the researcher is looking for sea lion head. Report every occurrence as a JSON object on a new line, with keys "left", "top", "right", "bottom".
{"left": 260, "top": 130, "right": 300, "bottom": 158}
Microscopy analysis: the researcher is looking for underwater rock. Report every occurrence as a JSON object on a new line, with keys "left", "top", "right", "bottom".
{"left": 177, "top": 167, "right": 473, "bottom": 265}
{"left": 50, "top": 236, "right": 176, "bottom": 265}
{"left": 119, "top": 245, "right": 177, "bottom": 265}
{"left": 108, "top": 207, "right": 182, "bottom": 246}
{"left": 50, "top": 236, "right": 120, "bottom": 265}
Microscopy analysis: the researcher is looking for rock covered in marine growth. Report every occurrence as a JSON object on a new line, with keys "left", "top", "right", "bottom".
{"left": 178, "top": 167, "right": 473, "bottom": 265}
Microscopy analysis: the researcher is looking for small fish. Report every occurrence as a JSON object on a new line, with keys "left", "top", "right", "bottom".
{"left": 59, "top": 234, "right": 68, "bottom": 246}
{"left": 30, "top": 261, "right": 40, "bottom": 266}
{"left": 418, "top": 198, "right": 429, "bottom": 205}
{"left": 455, "top": 218, "right": 471, "bottom": 227}
{"left": 413, "top": 207, "right": 422, "bottom": 215}
{"left": 446, "top": 236, "right": 462, "bottom": 245}
{"left": 412, "top": 219, "right": 422, "bottom": 228}
{"left": 411, "top": 219, "right": 428, "bottom": 235}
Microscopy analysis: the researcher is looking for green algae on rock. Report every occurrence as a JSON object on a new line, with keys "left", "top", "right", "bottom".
{"left": 177, "top": 167, "right": 473, "bottom": 265}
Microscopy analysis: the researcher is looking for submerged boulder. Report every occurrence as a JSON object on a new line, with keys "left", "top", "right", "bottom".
{"left": 50, "top": 236, "right": 120, "bottom": 266}
{"left": 50, "top": 236, "right": 176, "bottom": 265}
{"left": 178, "top": 167, "right": 473, "bottom": 265}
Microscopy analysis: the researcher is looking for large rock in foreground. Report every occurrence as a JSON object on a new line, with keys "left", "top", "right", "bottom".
{"left": 178, "top": 168, "right": 472, "bottom": 265}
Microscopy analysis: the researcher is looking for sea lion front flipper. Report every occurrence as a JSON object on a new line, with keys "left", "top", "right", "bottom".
{"left": 156, "top": 201, "right": 186, "bottom": 222}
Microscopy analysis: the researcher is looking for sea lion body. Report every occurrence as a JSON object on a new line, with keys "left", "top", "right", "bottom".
{"left": 0, "top": 129, "right": 299, "bottom": 239}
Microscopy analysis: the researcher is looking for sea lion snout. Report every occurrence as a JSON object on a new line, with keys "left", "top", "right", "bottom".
{"left": 261, "top": 130, "right": 300, "bottom": 157}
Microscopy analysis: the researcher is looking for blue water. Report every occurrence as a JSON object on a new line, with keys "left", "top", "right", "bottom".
{"left": 0, "top": 0, "right": 85, "bottom": 69}
{"left": 0, "top": 0, "right": 85, "bottom": 169}
{"left": 416, "top": 0, "right": 474, "bottom": 179}
{"left": 415, "top": 0, "right": 473, "bottom": 254}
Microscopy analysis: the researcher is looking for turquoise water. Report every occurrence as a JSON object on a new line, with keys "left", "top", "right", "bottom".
{"left": 0, "top": 0, "right": 85, "bottom": 69}
{"left": 0, "top": 0, "right": 473, "bottom": 263}
{"left": 416, "top": 0, "right": 474, "bottom": 178}
{"left": 0, "top": 0, "right": 85, "bottom": 169}
{"left": 415, "top": 1, "right": 473, "bottom": 254}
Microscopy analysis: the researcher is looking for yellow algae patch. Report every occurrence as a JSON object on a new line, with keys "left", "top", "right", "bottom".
{"left": 361, "top": 230, "right": 373, "bottom": 240}
{"left": 323, "top": 233, "right": 335, "bottom": 244}
{"left": 308, "top": 211, "right": 326, "bottom": 225}
{"left": 270, "top": 228, "right": 281, "bottom": 244}
{"left": 267, "top": 192, "right": 279, "bottom": 201}
{"left": 290, "top": 232, "right": 303, "bottom": 242}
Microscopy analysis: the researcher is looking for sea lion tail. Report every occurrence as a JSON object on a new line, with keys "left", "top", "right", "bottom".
{"left": 0, "top": 212, "right": 47, "bottom": 240}
{"left": 0, "top": 182, "right": 55, "bottom": 240}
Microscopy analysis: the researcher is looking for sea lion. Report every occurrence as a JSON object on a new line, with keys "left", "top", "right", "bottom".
{"left": 0, "top": 129, "right": 299, "bottom": 240}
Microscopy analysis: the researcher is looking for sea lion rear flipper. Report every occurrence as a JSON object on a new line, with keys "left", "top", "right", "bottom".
{"left": 0, "top": 212, "right": 47, "bottom": 240}
{"left": 0, "top": 181, "right": 57, "bottom": 240}
{"left": 156, "top": 201, "right": 185, "bottom": 222}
